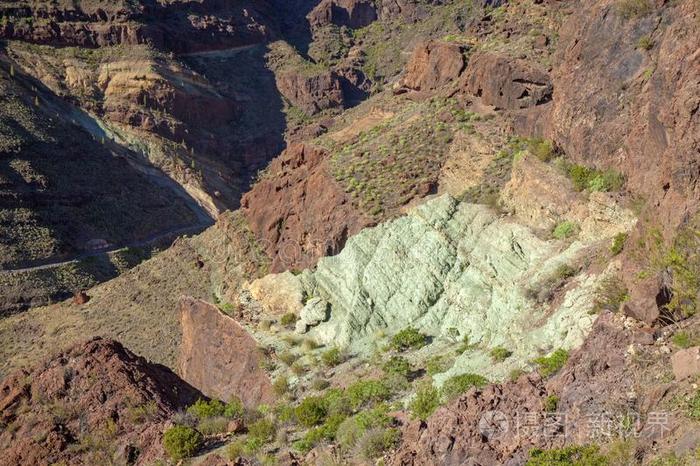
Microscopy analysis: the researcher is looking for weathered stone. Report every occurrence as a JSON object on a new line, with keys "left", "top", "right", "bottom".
{"left": 178, "top": 297, "right": 274, "bottom": 407}
{"left": 307, "top": 0, "right": 378, "bottom": 30}
{"left": 461, "top": 52, "right": 552, "bottom": 109}
{"left": 672, "top": 346, "right": 700, "bottom": 380}
{"left": 249, "top": 271, "right": 305, "bottom": 316}
{"left": 398, "top": 41, "right": 467, "bottom": 92}
{"left": 276, "top": 70, "right": 345, "bottom": 115}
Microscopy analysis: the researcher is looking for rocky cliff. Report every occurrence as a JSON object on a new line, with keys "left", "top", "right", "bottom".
{"left": 0, "top": 337, "right": 201, "bottom": 466}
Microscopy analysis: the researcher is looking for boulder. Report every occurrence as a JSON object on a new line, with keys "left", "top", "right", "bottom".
{"left": 249, "top": 271, "right": 305, "bottom": 315}
{"left": 461, "top": 52, "right": 552, "bottom": 109}
{"left": 177, "top": 297, "right": 274, "bottom": 407}
{"left": 295, "top": 297, "right": 329, "bottom": 333}
{"left": 398, "top": 41, "right": 467, "bottom": 92}
{"left": 672, "top": 347, "right": 700, "bottom": 381}
{"left": 275, "top": 70, "right": 345, "bottom": 115}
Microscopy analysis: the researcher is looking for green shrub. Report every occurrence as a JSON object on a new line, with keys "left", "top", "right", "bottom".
{"left": 553, "top": 221, "right": 578, "bottom": 240}
{"left": 321, "top": 388, "right": 352, "bottom": 417}
{"left": 456, "top": 335, "right": 478, "bottom": 354}
{"left": 295, "top": 396, "right": 328, "bottom": 427}
{"left": 566, "top": 163, "right": 625, "bottom": 192}
{"left": 312, "top": 378, "right": 330, "bottom": 391}
{"left": 687, "top": 391, "right": 700, "bottom": 420}
{"left": 226, "top": 438, "right": 246, "bottom": 460}
{"left": 336, "top": 405, "right": 392, "bottom": 451}
{"left": 426, "top": 355, "right": 450, "bottom": 376}
{"left": 441, "top": 373, "right": 488, "bottom": 401}
{"left": 410, "top": 385, "right": 440, "bottom": 420}
{"left": 278, "top": 350, "right": 297, "bottom": 366}
{"left": 543, "top": 395, "right": 559, "bottom": 412}
{"left": 391, "top": 327, "right": 428, "bottom": 351}
{"left": 592, "top": 276, "right": 629, "bottom": 314}
{"left": 637, "top": 35, "right": 654, "bottom": 50}
{"left": 247, "top": 418, "right": 276, "bottom": 444}
{"left": 187, "top": 398, "right": 225, "bottom": 420}
{"left": 347, "top": 379, "right": 391, "bottom": 409}
{"left": 198, "top": 416, "right": 229, "bottom": 435}
{"left": 526, "top": 138, "right": 556, "bottom": 162}
{"left": 509, "top": 368, "right": 526, "bottom": 382}
{"left": 490, "top": 347, "right": 513, "bottom": 362}
{"left": 273, "top": 375, "right": 289, "bottom": 396}
{"left": 280, "top": 312, "right": 298, "bottom": 327}
{"left": 223, "top": 396, "right": 244, "bottom": 419}
{"left": 534, "top": 349, "right": 569, "bottom": 377}
{"left": 526, "top": 445, "right": 607, "bottom": 466}
{"left": 293, "top": 413, "right": 347, "bottom": 453}
{"left": 610, "top": 232, "right": 628, "bottom": 255}
{"left": 321, "top": 347, "right": 342, "bottom": 367}
{"left": 671, "top": 331, "right": 698, "bottom": 349}
{"left": 357, "top": 427, "right": 401, "bottom": 460}
{"left": 162, "top": 425, "right": 203, "bottom": 460}
{"left": 383, "top": 356, "right": 411, "bottom": 377}
{"left": 617, "top": 0, "right": 652, "bottom": 18}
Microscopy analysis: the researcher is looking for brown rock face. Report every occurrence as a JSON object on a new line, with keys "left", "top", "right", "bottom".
{"left": 241, "top": 143, "right": 371, "bottom": 273}
{"left": 178, "top": 297, "right": 274, "bottom": 407}
{"left": 276, "top": 70, "right": 346, "bottom": 115}
{"left": 0, "top": 337, "right": 201, "bottom": 466}
{"left": 461, "top": 52, "right": 553, "bottom": 110}
{"left": 544, "top": 0, "right": 699, "bottom": 232}
{"left": 307, "top": 0, "right": 378, "bottom": 30}
{"left": 398, "top": 41, "right": 467, "bottom": 92}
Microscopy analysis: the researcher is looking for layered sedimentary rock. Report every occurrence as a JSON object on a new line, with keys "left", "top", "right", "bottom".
{"left": 178, "top": 297, "right": 274, "bottom": 407}
{"left": 0, "top": 337, "right": 201, "bottom": 466}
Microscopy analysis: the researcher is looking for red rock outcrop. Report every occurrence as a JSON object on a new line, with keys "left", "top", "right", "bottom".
{"left": 397, "top": 40, "right": 467, "bottom": 92}
{"left": 544, "top": 0, "right": 699, "bottom": 232}
{"left": 178, "top": 297, "right": 274, "bottom": 407}
{"left": 0, "top": 337, "right": 201, "bottom": 466}
{"left": 307, "top": 0, "right": 378, "bottom": 30}
{"left": 276, "top": 70, "right": 346, "bottom": 115}
{"left": 0, "top": 0, "right": 275, "bottom": 53}
{"left": 461, "top": 52, "right": 553, "bottom": 110}
{"left": 241, "top": 143, "right": 371, "bottom": 273}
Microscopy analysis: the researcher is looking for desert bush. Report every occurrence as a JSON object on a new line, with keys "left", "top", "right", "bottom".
{"left": 295, "top": 396, "right": 328, "bottom": 427}
{"left": 383, "top": 356, "right": 411, "bottom": 377}
{"left": 162, "top": 426, "right": 203, "bottom": 460}
{"left": 226, "top": 439, "right": 246, "bottom": 460}
{"left": 526, "top": 138, "right": 556, "bottom": 162}
{"left": 280, "top": 312, "right": 298, "bottom": 327}
{"left": 312, "top": 378, "right": 331, "bottom": 391}
{"left": 321, "top": 347, "right": 342, "bottom": 367}
{"left": 187, "top": 399, "right": 225, "bottom": 419}
{"left": 293, "top": 413, "right": 346, "bottom": 453}
{"left": 224, "top": 396, "right": 244, "bottom": 419}
{"left": 617, "top": 0, "right": 652, "bottom": 18}
{"left": 543, "top": 395, "right": 559, "bottom": 412}
{"left": 336, "top": 405, "right": 392, "bottom": 451}
{"left": 441, "top": 373, "right": 488, "bottom": 401}
{"left": 534, "top": 349, "right": 569, "bottom": 377}
{"left": 347, "top": 379, "right": 391, "bottom": 409}
{"left": 592, "top": 276, "right": 629, "bottom": 313}
{"left": 610, "top": 232, "right": 628, "bottom": 255}
{"left": 248, "top": 418, "right": 276, "bottom": 444}
{"left": 671, "top": 331, "right": 699, "bottom": 349}
{"left": 198, "top": 416, "right": 229, "bottom": 435}
{"left": 526, "top": 445, "right": 607, "bottom": 465}
{"left": 552, "top": 221, "right": 578, "bottom": 240}
{"left": 390, "top": 327, "right": 428, "bottom": 351}
{"left": 273, "top": 376, "right": 289, "bottom": 396}
{"left": 278, "top": 351, "right": 297, "bottom": 366}
{"left": 409, "top": 384, "right": 440, "bottom": 420}
{"left": 357, "top": 427, "right": 401, "bottom": 460}
{"left": 490, "top": 347, "right": 513, "bottom": 362}
{"left": 567, "top": 163, "right": 625, "bottom": 192}
{"left": 637, "top": 35, "right": 654, "bottom": 50}
{"left": 426, "top": 355, "right": 450, "bottom": 376}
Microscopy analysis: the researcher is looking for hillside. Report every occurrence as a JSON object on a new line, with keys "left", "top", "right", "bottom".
{"left": 1, "top": 0, "right": 699, "bottom": 465}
